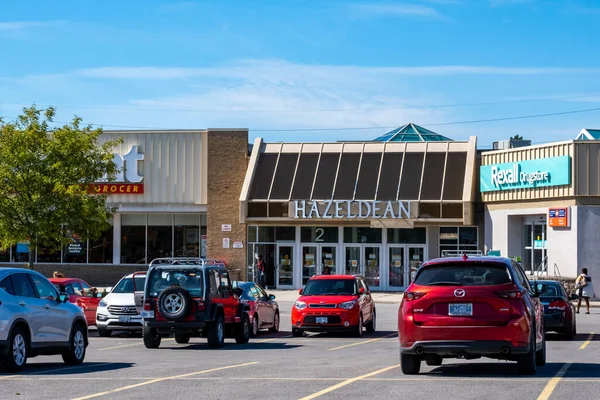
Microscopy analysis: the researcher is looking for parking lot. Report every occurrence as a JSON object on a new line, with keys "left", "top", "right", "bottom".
{"left": 2, "top": 301, "right": 600, "bottom": 400}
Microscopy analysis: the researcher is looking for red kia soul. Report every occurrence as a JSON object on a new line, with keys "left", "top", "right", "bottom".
{"left": 398, "top": 255, "right": 545, "bottom": 375}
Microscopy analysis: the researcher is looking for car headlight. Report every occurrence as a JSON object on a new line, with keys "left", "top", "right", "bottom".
{"left": 294, "top": 301, "right": 307, "bottom": 310}
{"left": 99, "top": 300, "right": 107, "bottom": 307}
{"left": 339, "top": 301, "right": 357, "bottom": 310}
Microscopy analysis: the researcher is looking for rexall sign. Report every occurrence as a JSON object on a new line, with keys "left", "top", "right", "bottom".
{"left": 480, "top": 156, "right": 571, "bottom": 192}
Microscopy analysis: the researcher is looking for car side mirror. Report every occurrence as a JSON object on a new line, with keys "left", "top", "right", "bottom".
{"left": 298, "top": 288, "right": 303, "bottom": 295}
{"left": 58, "top": 293, "right": 69, "bottom": 303}
{"left": 569, "top": 293, "right": 579, "bottom": 301}
{"left": 96, "top": 293, "right": 103, "bottom": 298}
{"left": 359, "top": 287, "right": 365, "bottom": 295}
{"left": 269, "top": 294, "right": 276, "bottom": 300}
{"left": 536, "top": 283, "right": 547, "bottom": 294}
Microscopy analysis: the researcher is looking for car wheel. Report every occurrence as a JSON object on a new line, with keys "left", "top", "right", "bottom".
{"left": 536, "top": 330, "right": 546, "bottom": 366}
{"left": 354, "top": 314, "right": 363, "bottom": 338}
{"left": 235, "top": 312, "right": 251, "bottom": 344}
{"left": 1, "top": 326, "right": 28, "bottom": 372}
{"left": 174, "top": 334, "right": 190, "bottom": 344}
{"left": 425, "top": 355, "right": 443, "bottom": 366}
{"left": 207, "top": 315, "right": 225, "bottom": 348}
{"left": 564, "top": 319, "right": 575, "bottom": 340}
{"left": 97, "top": 328, "right": 112, "bottom": 338}
{"left": 142, "top": 325, "right": 161, "bottom": 349}
{"left": 62, "top": 324, "right": 86, "bottom": 365}
{"left": 251, "top": 313, "right": 259, "bottom": 337}
{"left": 157, "top": 285, "right": 191, "bottom": 321}
{"left": 292, "top": 328, "right": 303, "bottom": 337}
{"left": 400, "top": 353, "right": 421, "bottom": 375}
{"left": 518, "top": 325, "right": 537, "bottom": 375}
{"left": 269, "top": 312, "right": 280, "bottom": 333}
{"left": 366, "top": 309, "right": 376, "bottom": 333}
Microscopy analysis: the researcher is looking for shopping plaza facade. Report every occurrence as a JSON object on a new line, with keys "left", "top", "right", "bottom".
{"left": 2, "top": 124, "right": 599, "bottom": 289}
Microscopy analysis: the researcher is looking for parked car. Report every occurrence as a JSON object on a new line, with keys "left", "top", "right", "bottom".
{"left": 398, "top": 255, "right": 546, "bottom": 375}
{"left": 530, "top": 279, "right": 576, "bottom": 340}
{"left": 49, "top": 277, "right": 101, "bottom": 327}
{"left": 0, "top": 268, "right": 88, "bottom": 371}
{"left": 95, "top": 272, "right": 146, "bottom": 337}
{"left": 291, "top": 274, "right": 376, "bottom": 337}
{"left": 140, "top": 258, "right": 251, "bottom": 349}
{"left": 232, "top": 281, "right": 280, "bottom": 336}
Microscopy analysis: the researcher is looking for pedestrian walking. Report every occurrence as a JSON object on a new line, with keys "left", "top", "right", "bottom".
{"left": 575, "top": 267, "right": 595, "bottom": 314}
{"left": 256, "top": 255, "right": 266, "bottom": 288}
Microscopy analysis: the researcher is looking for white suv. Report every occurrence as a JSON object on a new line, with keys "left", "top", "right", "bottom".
{"left": 0, "top": 268, "right": 88, "bottom": 371}
{"left": 96, "top": 272, "right": 146, "bottom": 337}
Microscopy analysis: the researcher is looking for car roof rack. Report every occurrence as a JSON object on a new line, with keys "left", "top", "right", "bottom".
{"left": 440, "top": 250, "right": 484, "bottom": 258}
{"left": 148, "top": 257, "right": 226, "bottom": 267}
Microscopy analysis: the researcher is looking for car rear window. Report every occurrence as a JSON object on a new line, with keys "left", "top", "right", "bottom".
{"left": 148, "top": 269, "right": 204, "bottom": 297}
{"left": 303, "top": 279, "right": 357, "bottom": 295}
{"left": 414, "top": 262, "right": 512, "bottom": 286}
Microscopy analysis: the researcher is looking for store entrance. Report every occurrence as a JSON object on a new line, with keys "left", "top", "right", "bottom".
{"left": 276, "top": 245, "right": 294, "bottom": 289}
{"left": 344, "top": 245, "right": 382, "bottom": 290}
{"left": 388, "top": 245, "right": 426, "bottom": 289}
{"left": 301, "top": 245, "right": 337, "bottom": 285}
{"left": 523, "top": 220, "right": 547, "bottom": 274}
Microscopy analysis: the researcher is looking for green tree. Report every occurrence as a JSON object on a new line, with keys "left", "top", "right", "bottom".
{"left": 0, "top": 106, "right": 122, "bottom": 269}
{"left": 511, "top": 135, "right": 524, "bottom": 140}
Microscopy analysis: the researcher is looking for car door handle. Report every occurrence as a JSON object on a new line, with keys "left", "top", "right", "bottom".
{"left": 19, "top": 300, "right": 26, "bottom": 306}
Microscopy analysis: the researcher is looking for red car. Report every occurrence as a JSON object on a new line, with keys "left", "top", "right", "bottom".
{"left": 398, "top": 255, "right": 546, "bottom": 375}
{"left": 50, "top": 278, "right": 101, "bottom": 326}
{"left": 292, "top": 274, "right": 376, "bottom": 337}
{"left": 232, "top": 281, "right": 280, "bottom": 336}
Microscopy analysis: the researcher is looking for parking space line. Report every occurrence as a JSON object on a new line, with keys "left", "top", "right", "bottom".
{"left": 70, "top": 361, "right": 259, "bottom": 400}
{"left": 298, "top": 364, "right": 400, "bottom": 400}
{"left": 580, "top": 332, "right": 595, "bottom": 350}
{"left": 98, "top": 339, "right": 174, "bottom": 351}
{"left": 328, "top": 333, "right": 397, "bottom": 351}
{"left": 536, "top": 363, "right": 571, "bottom": 400}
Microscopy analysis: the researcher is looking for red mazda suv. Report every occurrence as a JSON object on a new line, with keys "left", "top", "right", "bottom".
{"left": 398, "top": 255, "right": 545, "bottom": 375}
{"left": 292, "top": 275, "right": 376, "bottom": 337}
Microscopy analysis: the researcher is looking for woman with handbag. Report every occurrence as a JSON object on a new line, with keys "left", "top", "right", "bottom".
{"left": 575, "top": 268, "right": 595, "bottom": 314}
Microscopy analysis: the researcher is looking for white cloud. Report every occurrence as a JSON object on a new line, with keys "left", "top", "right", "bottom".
{"left": 351, "top": 3, "right": 446, "bottom": 19}
{"left": 0, "top": 20, "right": 66, "bottom": 31}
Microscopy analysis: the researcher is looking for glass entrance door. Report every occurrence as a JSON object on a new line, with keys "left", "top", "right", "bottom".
{"left": 388, "top": 246, "right": 405, "bottom": 288}
{"left": 524, "top": 222, "right": 547, "bottom": 274}
{"left": 345, "top": 246, "right": 361, "bottom": 275}
{"left": 320, "top": 246, "right": 337, "bottom": 275}
{"left": 302, "top": 245, "right": 338, "bottom": 284}
{"left": 407, "top": 247, "right": 425, "bottom": 284}
{"left": 276, "top": 245, "right": 294, "bottom": 288}
{"left": 302, "top": 246, "right": 317, "bottom": 285}
{"left": 364, "top": 246, "right": 381, "bottom": 289}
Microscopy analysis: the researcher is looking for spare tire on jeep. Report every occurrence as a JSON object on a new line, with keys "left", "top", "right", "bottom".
{"left": 157, "top": 285, "right": 191, "bottom": 321}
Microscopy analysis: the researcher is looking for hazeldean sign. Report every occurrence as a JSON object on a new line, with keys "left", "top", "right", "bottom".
{"left": 292, "top": 200, "right": 411, "bottom": 219}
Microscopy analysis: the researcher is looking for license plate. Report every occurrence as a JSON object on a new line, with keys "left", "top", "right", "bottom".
{"left": 118, "top": 316, "right": 131, "bottom": 323}
{"left": 449, "top": 303, "right": 473, "bottom": 316}
{"left": 316, "top": 317, "right": 328, "bottom": 324}
{"left": 140, "top": 310, "right": 154, "bottom": 319}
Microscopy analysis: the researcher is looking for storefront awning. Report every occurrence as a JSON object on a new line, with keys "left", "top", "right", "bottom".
{"left": 240, "top": 137, "right": 477, "bottom": 226}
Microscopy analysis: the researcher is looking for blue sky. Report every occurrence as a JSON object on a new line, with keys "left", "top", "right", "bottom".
{"left": 1, "top": 0, "right": 600, "bottom": 147}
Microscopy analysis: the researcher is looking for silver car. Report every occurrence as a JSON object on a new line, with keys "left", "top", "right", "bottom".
{"left": 0, "top": 268, "right": 88, "bottom": 371}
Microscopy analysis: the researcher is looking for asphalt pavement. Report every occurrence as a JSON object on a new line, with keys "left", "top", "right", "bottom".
{"left": 2, "top": 301, "right": 600, "bottom": 400}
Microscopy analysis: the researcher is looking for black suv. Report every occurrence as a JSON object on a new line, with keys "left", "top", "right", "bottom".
{"left": 139, "top": 258, "right": 251, "bottom": 349}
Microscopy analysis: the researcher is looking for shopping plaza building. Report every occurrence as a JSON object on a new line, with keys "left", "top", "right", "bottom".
{"left": 2, "top": 124, "right": 599, "bottom": 289}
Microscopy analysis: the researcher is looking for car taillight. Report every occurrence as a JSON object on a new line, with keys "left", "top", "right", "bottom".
{"left": 143, "top": 299, "right": 152, "bottom": 311}
{"left": 496, "top": 290, "right": 524, "bottom": 300}
{"left": 549, "top": 300, "right": 567, "bottom": 311}
{"left": 404, "top": 292, "right": 425, "bottom": 301}
{"left": 196, "top": 300, "right": 205, "bottom": 311}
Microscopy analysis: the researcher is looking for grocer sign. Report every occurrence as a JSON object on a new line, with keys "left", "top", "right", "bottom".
{"left": 292, "top": 200, "right": 411, "bottom": 219}
{"left": 93, "top": 145, "right": 145, "bottom": 194}
{"left": 480, "top": 156, "right": 571, "bottom": 192}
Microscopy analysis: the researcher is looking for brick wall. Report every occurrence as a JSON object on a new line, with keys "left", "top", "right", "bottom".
{"left": 206, "top": 130, "right": 248, "bottom": 281}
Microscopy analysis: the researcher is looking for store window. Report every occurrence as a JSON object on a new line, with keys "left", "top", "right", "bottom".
{"left": 63, "top": 231, "right": 87, "bottom": 264}
{"left": 344, "top": 227, "right": 382, "bottom": 243}
{"left": 12, "top": 243, "right": 30, "bottom": 263}
{"left": 174, "top": 214, "right": 201, "bottom": 257}
{"left": 122, "top": 214, "right": 147, "bottom": 264}
{"left": 439, "top": 227, "right": 478, "bottom": 256}
{"left": 0, "top": 248, "right": 10, "bottom": 262}
{"left": 301, "top": 227, "right": 338, "bottom": 243}
{"left": 37, "top": 241, "right": 62, "bottom": 263}
{"left": 89, "top": 228, "right": 113, "bottom": 264}
{"left": 148, "top": 214, "right": 173, "bottom": 260}
{"left": 388, "top": 228, "right": 426, "bottom": 244}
